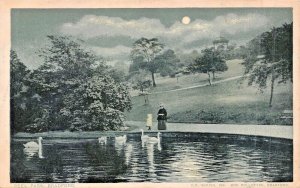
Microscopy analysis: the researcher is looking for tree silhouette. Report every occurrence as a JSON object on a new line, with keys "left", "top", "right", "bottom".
{"left": 188, "top": 48, "right": 228, "bottom": 85}
{"left": 23, "top": 35, "right": 131, "bottom": 132}
{"left": 130, "top": 38, "right": 164, "bottom": 87}
{"left": 10, "top": 50, "right": 31, "bottom": 133}
{"left": 243, "top": 23, "right": 292, "bottom": 107}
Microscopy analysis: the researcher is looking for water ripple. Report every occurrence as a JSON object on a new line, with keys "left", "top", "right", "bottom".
{"left": 11, "top": 136, "right": 292, "bottom": 182}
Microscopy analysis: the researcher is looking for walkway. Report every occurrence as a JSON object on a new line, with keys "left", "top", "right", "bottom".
{"left": 126, "top": 121, "right": 292, "bottom": 139}
{"left": 13, "top": 121, "right": 292, "bottom": 140}
{"left": 152, "top": 75, "right": 245, "bottom": 94}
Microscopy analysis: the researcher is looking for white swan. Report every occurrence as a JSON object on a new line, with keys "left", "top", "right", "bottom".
{"left": 23, "top": 137, "right": 41, "bottom": 148}
{"left": 115, "top": 135, "right": 127, "bottom": 144}
{"left": 23, "top": 147, "right": 38, "bottom": 158}
{"left": 148, "top": 132, "right": 161, "bottom": 143}
{"left": 140, "top": 129, "right": 149, "bottom": 141}
{"left": 98, "top": 136, "right": 107, "bottom": 145}
{"left": 23, "top": 137, "right": 44, "bottom": 159}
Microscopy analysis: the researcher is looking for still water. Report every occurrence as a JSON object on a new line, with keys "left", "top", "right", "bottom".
{"left": 11, "top": 133, "right": 292, "bottom": 182}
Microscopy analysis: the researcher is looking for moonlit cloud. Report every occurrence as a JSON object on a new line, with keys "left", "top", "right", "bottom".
{"left": 60, "top": 13, "right": 270, "bottom": 41}
{"left": 59, "top": 13, "right": 271, "bottom": 61}
{"left": 60, "top": 15, "right": 167, "bottom": 39}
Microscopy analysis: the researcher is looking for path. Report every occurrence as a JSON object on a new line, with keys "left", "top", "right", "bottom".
{"left": 125, "top": 121, "right": 292, "bottom": 139}
{"left": 152, "top": 75, "right": 245, "bottom": 94}
{"left": 13, "top": 121, "right": 292, "bottom": 140}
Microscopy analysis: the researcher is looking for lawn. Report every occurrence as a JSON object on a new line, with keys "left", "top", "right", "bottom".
{"left": 125, "top": 59, "right": 293, "bottom": 125}
{"left": 149, "top": 59, "right": 245, "bottom": 93}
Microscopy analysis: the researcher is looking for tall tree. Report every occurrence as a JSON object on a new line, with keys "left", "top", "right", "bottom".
{"left": 10, "top": 50, "right": 31, "bottom": 133}
{"left": 25, "top": 35, "right": 132, "bottom": 132}
{"left": 10, "top": 50, "right": 30, "bottom": 96}
{"left": 188, "top": 48, "right": 228, "bottom": 85}
{"left": 130, "top": 37, "right": 164, "bottom": 87}
{"left": 28, "top": 35, "right": 97, "bottom": 131}
{"left": 243, "top": 23, "right": 292, "bottom": 107}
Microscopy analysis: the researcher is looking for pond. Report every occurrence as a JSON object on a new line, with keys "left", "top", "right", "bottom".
{"left": 11, "top": 133, "right": 292, "bottom": 183}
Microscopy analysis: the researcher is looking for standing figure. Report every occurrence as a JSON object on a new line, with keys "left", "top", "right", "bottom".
{"left": 157, "top": 104, "right": 167, "bottom": 130}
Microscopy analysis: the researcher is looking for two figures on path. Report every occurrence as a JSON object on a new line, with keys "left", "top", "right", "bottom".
{"left": 147, "top": 104, "right": 167, "bottom": 130}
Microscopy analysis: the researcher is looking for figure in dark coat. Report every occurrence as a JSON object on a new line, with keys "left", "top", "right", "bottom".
{"left": 157, "top": 104, "right": 167, "bottom": 130}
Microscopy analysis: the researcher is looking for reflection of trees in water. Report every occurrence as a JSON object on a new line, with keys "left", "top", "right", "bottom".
{"left": 39, "top": 146, "right": 63, "bottom": 182}
{"left": 11, "top": 141, "right": 66, "bottom": 183}
{"left": 85, "top": 142, "right": 128, "bottom": 180}
{"left": 249, "top": 139, "right": 293, "bottom": 182}
{"left": 225, "top": 136, "right": 293, "bottom": 181}
{"left": 11, "top": 135, "right": 293, "bottom": 183}
{"left": 11, "top": 141, "right": 30, "bottom": 182}
{"left": 38, "top": 142, "right": 88, "bottom": 183}
{"left": 202, "top": 135, "right": 293, "bottom": 182}
{"left": 12, "top": 140, "right": 129, "bottom": 183}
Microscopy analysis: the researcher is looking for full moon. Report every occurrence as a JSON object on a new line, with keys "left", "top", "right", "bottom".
{"left": 182, "top": 16, "right": 191, "bottom": 24}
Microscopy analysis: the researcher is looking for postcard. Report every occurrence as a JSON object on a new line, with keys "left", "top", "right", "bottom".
{"left": 0, "top": 0, "right": 299, "bottom": 188}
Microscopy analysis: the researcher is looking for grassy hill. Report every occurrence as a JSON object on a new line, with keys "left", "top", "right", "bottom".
{"left": 150, "top": 59, "right": 244, "bottom": 93}
{"left": 125, "top": 59, "right": 293, "bottom": 125}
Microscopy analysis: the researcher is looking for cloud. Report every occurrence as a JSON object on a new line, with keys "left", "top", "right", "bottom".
{"left": 179, "top": 13, "right": 270, "bottom": 43}
{"left": 60, "top": 13, "right": 269, "bottom": 42}
{"left": 60, "top": 15, "right": 167, "bottom": 39}
{"left": 60, "top": 13, "right": 271, "bottom": 61}
{"left": 91, "top": 45, "right": 131, "bottom": 59}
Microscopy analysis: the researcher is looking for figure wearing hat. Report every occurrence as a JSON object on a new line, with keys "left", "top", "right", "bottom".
{"left": 157, "top": 103, "right": 167, "bottom": 130}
